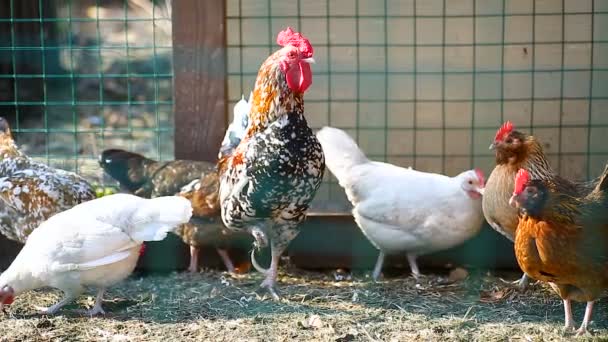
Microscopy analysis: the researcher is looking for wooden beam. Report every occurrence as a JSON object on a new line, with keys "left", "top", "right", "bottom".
{"left": 172, "top": 0, "right": 227, "bottom": 162}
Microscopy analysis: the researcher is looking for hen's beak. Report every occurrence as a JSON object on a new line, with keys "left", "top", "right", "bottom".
{"left": 477, "top": 187, "right": 485, "bottom": 196}
{"left": 489, "top": 142, "right": 496, "bottom": 150}
{"left": 302, "top": 57, "right": 315, "bottom": 64}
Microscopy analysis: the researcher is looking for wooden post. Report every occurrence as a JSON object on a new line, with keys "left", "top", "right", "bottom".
{"left": 172, "top": 0, "right": 227, "bottom": 162}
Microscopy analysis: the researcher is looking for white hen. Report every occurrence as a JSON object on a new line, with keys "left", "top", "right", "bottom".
{"left": 316, "top": 127, "right": 485, "bottom": 280}
{"left": 0, "top": 193, "right": 192, "bottom": 315}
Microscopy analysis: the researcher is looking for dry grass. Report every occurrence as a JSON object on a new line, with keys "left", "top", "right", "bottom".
{"left": 0, "top": 266, "right": 606, "bottom": 341}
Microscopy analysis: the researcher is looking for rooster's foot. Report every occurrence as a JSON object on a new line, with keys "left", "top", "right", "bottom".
{"left": 256, "top": 284, "right": 281, "bottom": 301}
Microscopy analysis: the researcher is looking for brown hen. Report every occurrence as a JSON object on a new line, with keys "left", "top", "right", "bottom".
{"left": 99, "top": 148, "right": 248, "bottom": 273}
{"left": 482, "top": 121, "right": 599, "bottom": 288}
{"left": 510, "top": 168, "right": 608, "bottom": 335}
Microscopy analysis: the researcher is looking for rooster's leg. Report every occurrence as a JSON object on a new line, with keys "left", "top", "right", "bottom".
{"left": 216, "top": 248, "right": 236, "bottom": 273}
{"left": 563, "top": 299, "right": 575, "bottom": 331}
{"left": 372, "top": 251, "right": 385, "bottom": 281}
{"left": 406, "top": 253, "right": 421, "bottom": 279}
{"left": 87, "top": 288, "right": 106, "bottom": 316}
{"left": 188, "top": 246, "right": 199, "bottom": 273}
{"left": 36, "top": 292, "right": 78, "bottom": 315}
{"left": 259, "top": 243, "right": 282, "bottom": 301}
{"left": 576, "top": 301, "right": 594, "bottom": 336}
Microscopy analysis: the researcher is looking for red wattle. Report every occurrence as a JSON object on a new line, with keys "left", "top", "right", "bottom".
{"left": 299, "top": 61, "right": 312, "bottom": 93}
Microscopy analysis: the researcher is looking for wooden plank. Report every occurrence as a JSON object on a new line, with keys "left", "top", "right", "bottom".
{"left": 172, "top": 0, "right": 227, "bottom": 162}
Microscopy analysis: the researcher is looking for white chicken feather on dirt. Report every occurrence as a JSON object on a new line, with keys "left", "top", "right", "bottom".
{"left": 0, "top": 194, "right": 192, "bottom": 315}
{"left": 316, "top": 127, "right": 485, "bottom": 280}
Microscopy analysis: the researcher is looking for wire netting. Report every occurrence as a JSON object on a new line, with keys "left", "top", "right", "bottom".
{"left": 0, "top": 0, "right": 173, "bottom": 183}
{"left": 2, "top": 0, "right": 608, "bottom": 212}
{"left": 227, "top": 0, "right": 608, "bottom": 212}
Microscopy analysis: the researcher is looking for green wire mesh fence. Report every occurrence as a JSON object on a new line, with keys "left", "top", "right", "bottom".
{"left": 1, "top": 0, "right": 608, "bottom": 212}
{"left": 0, "top": 0, "right": 173, "bottom": 184}
{"left": 227, "top": 0, "right": 608, "bottom": 212}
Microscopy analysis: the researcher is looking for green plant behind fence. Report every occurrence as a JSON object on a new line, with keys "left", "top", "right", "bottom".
{"left": 0, "top": 0, "right": 173, "bottom": 184}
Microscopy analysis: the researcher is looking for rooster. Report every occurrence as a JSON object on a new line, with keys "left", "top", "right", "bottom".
{"left": 218, "top": 27, "right": 324, "bottom": 299}
{"left": 482, "top": 121, "right": 600, "bottom": 289}
{"left": 317, "top": 127, "right": 485, "bottom": 280}
{"left": 0, "top": 194, "right": 192, "bottom": 315}
{"left": 510, "top": 168, "right": 608, "bottom": 335}
{"left": 0, "top": 117, "right": 96, "bottom": 243}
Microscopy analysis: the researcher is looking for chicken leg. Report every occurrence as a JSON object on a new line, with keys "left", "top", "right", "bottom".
{"left": 36, "top": 291, "right": 79, "bottom": 315}
{"left": 516, "top": 273, "right": 530, "bottom": 290}
{"left": 216, "top": 248, "right": 236, "bottom": 273}
{"left": 87, "top": 288, "right": 106, "bottom": 316}
{"left": 576, "top": 301, "right": 594, "bottom": 336}
{"left": 407, "top": 253, "right": 421, "bottom": 279}
{"left": 251, "top": 244, "right": 281, "bottom": 301}
{"left": 563, "top": 299, "right": 575, "bottom": 331}
{"left": 372, "top": 251, "right": 385, "bottom": 281}
{"left": 188, "top": 246, "right": 199, "bottom": 273}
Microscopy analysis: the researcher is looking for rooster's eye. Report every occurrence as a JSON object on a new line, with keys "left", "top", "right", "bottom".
{"left": 506, "top": 138, "right": 513, "bottom": 143}
{"left": 468, "top": 180, "right": 473, "bottom": 185}
{"left": 288, "top": 51, "right": 297, "bottom": 58}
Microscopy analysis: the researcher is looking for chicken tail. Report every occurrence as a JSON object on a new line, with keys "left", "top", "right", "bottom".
{"left": 129, "top": 196, "right": 193, "bottom": 242}
{"left": 594, "top": 162, "right": 608, "bottom": 194}
{"left": 218, "top": 93, "right": 251, "bottom": 160}
{"left": 316, "top": 127, "right": 369, "bottom": 182}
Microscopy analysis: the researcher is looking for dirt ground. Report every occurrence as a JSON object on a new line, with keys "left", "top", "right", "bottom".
{"left": 0, "top": 265, "right": 606, "bottom": 342}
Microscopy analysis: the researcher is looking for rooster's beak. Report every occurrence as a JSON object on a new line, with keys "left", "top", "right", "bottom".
{"left": 302, "top": 57, "right": 315, "bottom": 64}
{"left": 477, "top": 187, "right": 485, "bottom": 196}
{"left": 489, "top": 143, "right": 496, "bottom": 150}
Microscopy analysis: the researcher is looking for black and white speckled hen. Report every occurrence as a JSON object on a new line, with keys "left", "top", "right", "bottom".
{"left": 218, "top": 27, "right": 325, "bottom": 299}
{"left": 0, "top": 117, "right": 95, "bottom": 243}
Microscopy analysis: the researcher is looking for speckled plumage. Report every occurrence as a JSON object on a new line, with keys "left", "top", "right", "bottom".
{"left": 218, "top": 29, "right": 325, "bottom": 297}
{"left": 99, "top": 149, "right": 248, "bottom": 273}
{"left": 0, "top": 118, "right": 95, "bottom": 242}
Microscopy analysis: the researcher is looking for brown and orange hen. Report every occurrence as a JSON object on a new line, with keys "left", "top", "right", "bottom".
{"left": 510, "top": 168, "right": 608, "bottom": 335}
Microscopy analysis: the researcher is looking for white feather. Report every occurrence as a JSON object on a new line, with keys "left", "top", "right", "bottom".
{"left": 218, "top": 93, "right": 252, "bottom": 159}
{"left": 317, "top": 126, "right": 484, "bottom": 256}
{"left": 0, "top": 194, "right": 192, "bottom": 296}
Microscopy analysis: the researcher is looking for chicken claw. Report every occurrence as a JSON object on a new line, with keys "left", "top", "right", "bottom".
{"left": 86, "top": 288, "right": 106, "bottom": 316}
{"left": 258, "top": 275, "right": 281, "bottom": 300}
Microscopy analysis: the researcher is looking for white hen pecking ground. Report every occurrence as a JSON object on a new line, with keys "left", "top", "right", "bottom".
{"left": 0, "top": 266, "right": 606, "bottom": 341}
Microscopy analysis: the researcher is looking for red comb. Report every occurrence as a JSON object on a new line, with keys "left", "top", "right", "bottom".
{"left": 474, "top": 168, "right": 485, "bottom": 187}
{"left": 513, "top": 169, "right": 530, "bottom": 195}
{"left": 494, "top": 121, "right": 514, "bottom": 142}
{"left": 276, "top": 27, "right": 313, "bottom": 58}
